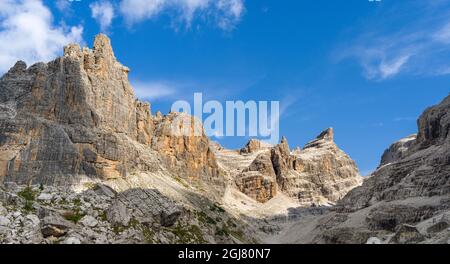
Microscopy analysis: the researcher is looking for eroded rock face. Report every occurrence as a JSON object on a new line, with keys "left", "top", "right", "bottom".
{"left": 235, "top": 152, "right": 277, "bottom": 202}
{"left": 282, "top": 128, "right": 362, "bottom": 204}
{"left": 240, "top": 139, "right": 271, "bottom": 154}
{"left": 336, "top": 95, "right": 450, "bottom": 213}
{"left": 151, "top": 113, "right": 220, "bottom": 182}
{"left": 231, "top": 128, "right": 362, "bottom": 204}
{"left": 304, "top": 94, "right": 450, "bottom": 244}
{"left": 0, "top": 34, "right": 221, "bottom": 187}
{"left": 380, "top": 134, "right": 417, "bottom": 167}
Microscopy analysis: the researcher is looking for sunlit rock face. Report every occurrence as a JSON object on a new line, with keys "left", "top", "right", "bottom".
{"left": 0, "top": 34, "right": 221, "bottom": 187}
{"left": 230, "top": 128, "right": 362, "bottom": 204}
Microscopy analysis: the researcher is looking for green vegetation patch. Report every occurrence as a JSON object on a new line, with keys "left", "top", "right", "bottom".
{"left": 169, "top": 223, "right": 206, "bottom": 244}
{"left": 63, "top": 210, "right": 85, "bottom": 223}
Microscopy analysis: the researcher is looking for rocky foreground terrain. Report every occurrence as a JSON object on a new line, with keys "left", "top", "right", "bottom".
{"left": 0, "top": 34, "right": 448, "bottom": 244}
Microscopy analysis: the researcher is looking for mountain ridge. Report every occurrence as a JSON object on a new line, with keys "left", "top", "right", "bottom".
{"left": 0, "top": 34, "right": 448, "bottom": 244}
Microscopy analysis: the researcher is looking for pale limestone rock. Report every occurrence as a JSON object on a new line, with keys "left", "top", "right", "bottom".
{"left": 80, "top": 215, "right": 98, "bottom": 227}
{"left": 106, "top": 200, "right": 131, "bottom": 227}
{"left": 366, "top": 237, "right": 382, "bottom": 244}
{"left": 0, "top": 216, "right": 10, "bottom": 226}
{"left": 25, "top": 214, "right": 40, "bottom": 227}
{"left": 231, "top": 128, "right": 362, "bottom": 204}
{"left": 37, "top": 193, "right": 53, "bottom": 202}
{"left": 240, "top": 139, "right": 271, "bottom": 154}
{"left": 63, "top": 237, "right": 81, "bottom": 244}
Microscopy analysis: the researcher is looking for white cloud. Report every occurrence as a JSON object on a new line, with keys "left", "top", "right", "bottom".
{"left": 337, "top": 1, "right": 450, "bottom": 80}
{"left": 379, "top": 55, "right": 411, "bottom": 79}
{"left": 90, "top": 1, "right": 115, "bottom": 32}
{"left": 119, "top": 0, "right": 244, "bottom": 30}
{"left": 131, "top": 80, "right": 177, "bottom": 100}
{"left": 0, "top": 0, "right": 83, "bottom": 73}
{"left": 55, "top": 0, "right": 71, "bottom": 12}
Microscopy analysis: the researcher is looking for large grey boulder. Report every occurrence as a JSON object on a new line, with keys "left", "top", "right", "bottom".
{"left": 40, "top": 214, "right": 74, "bottom": 238}
{"left": 106, "top": 200, "right": 131, "bottom": 227}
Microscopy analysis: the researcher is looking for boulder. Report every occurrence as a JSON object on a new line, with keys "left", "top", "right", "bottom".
{"left": 0, "top": 216, "right": 10, "bottom": 226}
{"left": 366, "top": 237, "right": 382, "bottom": 244}
{"left": 37, "top": 193, "right": 53, "bottom": 202}
{"left": 116, "top": 188, "right": 182, "bottom": 227}
{"left": 80, "top": 215, "right": 98, "bottom": 227}
{"left": 390, "top": 224, "right": 425, "bottom": 244}
{"left": 106, "top": 200, "right": 131, "bottom": 227}
{"left": 40, "top": 214, "right": 74, "bottom": 238}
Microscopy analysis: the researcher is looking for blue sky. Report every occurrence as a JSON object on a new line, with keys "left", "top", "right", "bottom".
{"left": 1, "top": 0, "right": 450, "bottom": 175}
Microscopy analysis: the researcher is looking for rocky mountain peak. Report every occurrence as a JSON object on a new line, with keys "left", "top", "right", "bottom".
{"left": 230, "top": 128, "right": 361, "bottom": 204}
{"left": 7, "top": 61, "right": 27, "bottom": 75}
{"left": 240, "top": 139, "right": 272, "bottom": 154}
{"left": 317, "top": 127, "right": 334, "bottom": 141}
{"left": 93, "top": 33, "right": 115, "bottom": 59}
{"left": 304, "top": 128, "right": 335, "bottom": 150}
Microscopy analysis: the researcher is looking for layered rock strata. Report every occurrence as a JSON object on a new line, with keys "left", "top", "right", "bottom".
{"left": 0, "top": 34, "right": 221, "bottom": 188}
{"left": 220, "top": 128, "right": 362, "bottom": 204}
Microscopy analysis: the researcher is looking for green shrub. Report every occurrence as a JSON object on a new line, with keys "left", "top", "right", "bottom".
{"left": 18, "top": 186, "right": 36, "bottom": 201}
{"left": 63, "top": 210, "right": 85, "bottom": 223}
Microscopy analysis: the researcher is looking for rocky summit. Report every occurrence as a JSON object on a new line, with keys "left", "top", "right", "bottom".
{"left": 0, "top": 34, "right": 448, "bottom": 244}
{"left": 221, "top": 128, "right": 362, "bottom": 204}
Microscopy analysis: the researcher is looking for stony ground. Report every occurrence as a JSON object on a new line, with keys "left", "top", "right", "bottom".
{"left": 0, "top": 182, "right": 260, "bottom": 244}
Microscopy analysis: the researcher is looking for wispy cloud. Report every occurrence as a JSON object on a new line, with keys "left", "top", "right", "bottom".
{"left": 0, "top": 0, "right": 83, "bottom": 73}
{"left": 393, "top": 117, "right": 415, "bottom": 122}
{"left": 337, "top": 0, "right": 450, "bottom": 80}
{"left": 90, "top": 1, "right": 115, "bottom": 33}
{"left": 119, "top": 0, "right": 244, "bottom": 31}
{"left": 55, "top": 0, "right": 71, "bottom": 13}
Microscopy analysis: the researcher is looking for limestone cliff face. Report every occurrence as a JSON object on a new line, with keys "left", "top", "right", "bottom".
{"left": 282, "top": 128, "right": 363, "bottom": 204}
{"left": 0, "top": 34, "right": 221, "bottom": 186}
{"left": 302, "top": 95, "right": 450, "bottom": 244}
{"left": 151, "top": 113, "right": 220, "bottom": 182}
{"left": 227, "top": 128, "right": 362, "bottom": 204}
{"left": 336, "top": 95, "right": 450, "bottom": 213}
